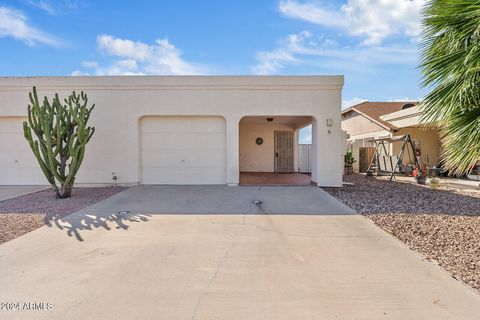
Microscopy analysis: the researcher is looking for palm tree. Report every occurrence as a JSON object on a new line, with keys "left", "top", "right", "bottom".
{"left": 419, "top": 0, "right": 480, "bottom": 175}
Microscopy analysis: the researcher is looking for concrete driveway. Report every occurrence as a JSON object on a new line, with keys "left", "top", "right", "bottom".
{"left": 0, "top": 185, "right": 48, "bottom": 201}
{"left": 0, "top": 186, "right": 479, "bottom": 320}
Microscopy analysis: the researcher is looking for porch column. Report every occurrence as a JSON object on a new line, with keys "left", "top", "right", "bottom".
{"left": 293, "top": 128, "right": 299, "bottom": 172}
{"left": 312, "top": 116, "right": 344, "bottom": 187}
{"left": 225, "top": 116, "right": 240, "bottom": 186}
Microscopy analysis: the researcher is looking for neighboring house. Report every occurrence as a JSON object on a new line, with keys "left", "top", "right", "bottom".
{"left": 0, "top": 76, "right": 345, "bottom": 187}
{"left": 342, "top": 102, "right": 441, "bottom": 172}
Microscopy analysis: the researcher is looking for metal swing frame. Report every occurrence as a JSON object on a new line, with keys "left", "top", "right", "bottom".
{"left": 367, "top": 134, "right": 421, "bottom": 181}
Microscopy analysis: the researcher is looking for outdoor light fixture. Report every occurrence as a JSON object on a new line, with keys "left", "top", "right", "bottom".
{"left": 266, "top": 117, "right": 274, "bottom": 122}
{"left": 112, "top": 172, "right": 118, "bottom": 187}
{"left": 326, "top": 118, "right": 333, "bottom": 127}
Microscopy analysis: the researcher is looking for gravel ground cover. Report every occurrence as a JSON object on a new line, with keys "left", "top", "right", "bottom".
{"left": 0, "top": 187, "right": 126, "bottom": 244}
{"left": 323, "top": 174, "right": 480, "bottom": 291}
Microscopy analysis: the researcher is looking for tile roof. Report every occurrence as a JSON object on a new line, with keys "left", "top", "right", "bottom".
{"left": 342, "top": 101, "right": 418, "bottom": 130}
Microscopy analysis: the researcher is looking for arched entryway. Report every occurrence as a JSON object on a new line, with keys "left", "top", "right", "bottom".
{"left": 238, "top": 115, "right": 314, "bottom": 186}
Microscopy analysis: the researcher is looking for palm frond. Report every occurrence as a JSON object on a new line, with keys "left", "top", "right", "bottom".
{"left": 419, "top": 0, "right": 480, "bottom": 174}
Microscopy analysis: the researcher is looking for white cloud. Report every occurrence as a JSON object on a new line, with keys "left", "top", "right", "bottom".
{"left": 342, "top": 97, "right": 368, "bottom": 109}
{"left": 279, "top": 1, "right": 347, "bottom": 28}
{"left": 97, "top": 35, "right": 151, "bottom": 62}
{"left": 28, "top": 0, "right": 85, "bottom": 15}
{"left": 278, "top": 0, "right": 425, "bottom": 45}
{"left": 28, "top": 0, "right": 56, "bottom": 15}
{"left": 252, "top": 30, "right": 417, "bottom": 75}
{"left": 77, "top": 35, "right": 205, "bottom": 75}
{"left": 342, "top": 0, "right": 424, "bottom": 45}
{"left": 81, "top": 61, "right": 98, "bottom": 68}
{"left": 71, "top": 70, "right": 89, "bottom": 76}
{"left": 252, "top": 30, "right": 313, "bottom": 74}
{"left": 0, "top": 6, "right": 61, "bottom": 46}
{"left": 388, "top": 97, "right": 421, "bottom": 102}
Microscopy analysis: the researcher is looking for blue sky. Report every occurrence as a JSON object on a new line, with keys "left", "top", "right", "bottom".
{"left": 1, "top": 0, "right": 426, "bottom": 113}
{"left": 1, "top": 0, "right": 428, "bottom": 144}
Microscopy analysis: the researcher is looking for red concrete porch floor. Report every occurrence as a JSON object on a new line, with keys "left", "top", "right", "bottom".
{"left": 240, "top": 172, "right": 311, "bottom": 186}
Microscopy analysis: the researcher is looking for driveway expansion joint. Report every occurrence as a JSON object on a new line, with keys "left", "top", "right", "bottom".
{"left": 192, "top": 225, "right": 237, "bottom": 320}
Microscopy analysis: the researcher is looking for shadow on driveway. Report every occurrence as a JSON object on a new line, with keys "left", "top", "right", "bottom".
{"left": 49, "top": 211, "right": 151, "bottom": 242}
{"left": 47, "top": 185, "right": 354, "bottom": 241}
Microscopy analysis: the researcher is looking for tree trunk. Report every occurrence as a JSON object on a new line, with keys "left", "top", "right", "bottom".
{"left": 56, "top": 184, "right": 73, "bottom": 198}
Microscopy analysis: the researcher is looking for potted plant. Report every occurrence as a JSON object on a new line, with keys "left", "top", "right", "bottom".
{"left": 344, "top": 150, "right": 356, "bottom": 174}
{"left": 412, "top": 164, "right": 427, "bottom": 185}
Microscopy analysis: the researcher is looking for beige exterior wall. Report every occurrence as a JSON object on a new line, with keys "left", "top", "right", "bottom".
{"left": 341, "top": 111, "right": 385, "bottom": 136}
{"left": 381, "top": 106, "right": 422, "bottom": 128}
{"left": 393, "top": 127, "right": 441, "bottom": 166}
{"left": 0, "top": 76, "right": 344, "bottom": 187}
{"left": 347, "top": 130, "right": 392, "bottom": 172}
{"left": 239, "top": 123, "right": 298, "bottom": 172}
{"left": 342, "top": 110, "right": 392, "bottom": 172}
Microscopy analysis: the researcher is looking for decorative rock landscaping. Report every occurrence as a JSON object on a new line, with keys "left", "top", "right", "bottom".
{"left": 0, "top": 187, "right": 126, "bottom": 244}
{"left": 323, "top": 174, "right": 480, "bottom": 291}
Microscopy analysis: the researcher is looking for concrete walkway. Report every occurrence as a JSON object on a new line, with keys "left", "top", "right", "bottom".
{"left": 0, "top": 186, "right": 478, "bottom": 319}
{"left": 0, "top": 185, "right": 48, "bottom": 202}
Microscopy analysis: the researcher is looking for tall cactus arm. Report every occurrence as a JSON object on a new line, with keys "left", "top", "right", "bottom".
{"left": 23, "top": 86, "right": 95, "bottom": 198}
{"left": 23, "top": 122, "right": 55, "bottom": 186}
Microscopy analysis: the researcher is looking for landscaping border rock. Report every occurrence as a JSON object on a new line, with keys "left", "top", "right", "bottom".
{"left": 0, "top": 187, "right": 126, "bottom": 244}
{"left": 323, "top": 174, "right": 480, "bottom": 291}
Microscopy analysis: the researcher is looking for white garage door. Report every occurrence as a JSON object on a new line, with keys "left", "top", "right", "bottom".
{"left": 141, "top": 117, "right": 226, "bottom": 185}
{"left": 0, "top": 117, "right": 46, "bottom": 185}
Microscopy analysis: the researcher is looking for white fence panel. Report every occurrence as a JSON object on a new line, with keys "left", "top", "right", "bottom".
{"left": 298, "top": 144, "right": 311, "bottom": 173}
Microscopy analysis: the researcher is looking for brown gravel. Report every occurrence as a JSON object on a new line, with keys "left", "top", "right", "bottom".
{"left": 323, "top": 174, "right": 480, "bottom": 291}
{"left": 0, "top": 187, "right": 126, "bottom": 245}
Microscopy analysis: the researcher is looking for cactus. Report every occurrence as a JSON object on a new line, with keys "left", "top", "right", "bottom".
{"left": 23, "top": 87, "right": 95, "bottom": 198}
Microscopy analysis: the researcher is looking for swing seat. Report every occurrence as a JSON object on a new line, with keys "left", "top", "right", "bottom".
{"left": 378, "top": 155, "right": 400, "bottom": 173}
{"left": 367, "top": 134, "right": 421, "bottom": 181}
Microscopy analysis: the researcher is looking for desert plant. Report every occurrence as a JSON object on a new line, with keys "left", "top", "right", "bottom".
{"left": 344, "top": 149, "right": 356, "bottom": 167}
{"left": 344, "top": 149, "right": 356, "bottom": 174}
{"left": 23, "top": 87, "right": 95, "bottom": 198}
{"left": 419, "top": 0, "right": 480, "bottom": 175}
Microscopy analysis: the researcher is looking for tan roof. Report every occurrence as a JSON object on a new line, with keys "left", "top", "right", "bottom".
{"left": 342, "top": 101, "right": 418, "bottom": 130}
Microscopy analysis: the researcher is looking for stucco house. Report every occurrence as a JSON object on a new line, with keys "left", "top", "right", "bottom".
{"left": 0, "top": 76, "right": 345, "bottom": 187}
{"left": 341, "top": 101, "right": 441, "bottom": 172}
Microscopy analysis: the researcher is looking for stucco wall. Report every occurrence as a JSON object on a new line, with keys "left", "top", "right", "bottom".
{"left": 348, "top": 130, "right": 392, "bottom": 172}
{"left": 239, "top": 123, "right": 296, "bottom": 172}
{"left": 0, "top": 76, "right": 344, "bottom": 187}
{"left": 341, "top": 111, "right": 385, "bottom": 136}
{"left": 393, "top": 127, "right": 441, "bottom": 166}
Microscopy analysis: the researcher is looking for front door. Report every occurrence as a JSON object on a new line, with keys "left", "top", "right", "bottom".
{"left": 274, "top": 131, "right": 294, "bottom": 172}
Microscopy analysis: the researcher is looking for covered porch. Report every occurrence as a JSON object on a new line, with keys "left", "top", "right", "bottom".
{"left": 239, "top": 115, "right": 313, "bottom": 186}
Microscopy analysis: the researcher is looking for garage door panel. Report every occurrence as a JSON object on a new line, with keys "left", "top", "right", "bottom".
{"left": 142, "top": 167, "right": 226, "bottom": 185}
{"left": 0, "top": 118, "right": 46, "bottom": 185}
{"left": 0, "top": 119, "right": 25, "bottom": 133}
{"left": 142, "top": 150, "right": 225, "bottom": 168}
{"left": 0, "top": 150, "right": 39, "bottom": 167}
{"left": 0, "top": 134, "right": 29, "bottom": 149}
{"left": 141, "top": 117, "right": 226, "bottom": 185}
{"left": 141, "top": 117, "right": 225, "bottom": 133}
{"left": 1, "top": 168, "right": 46, "bottom": 185}
{"left": 142, "top": 132, "right": 224, "bottom": 150}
